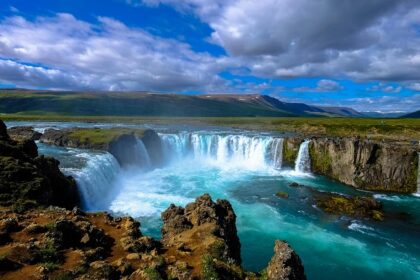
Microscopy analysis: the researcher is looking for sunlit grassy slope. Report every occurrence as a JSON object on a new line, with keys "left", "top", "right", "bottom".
{"left": 2, "top": 114, "right": 419, "bottom": 141}
{"left": 0, "top": 89, "right": 362, "bottom": 117}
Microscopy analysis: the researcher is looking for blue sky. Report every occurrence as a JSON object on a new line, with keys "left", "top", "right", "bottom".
{"left": 0, "top": 0, "right": 419, "bottom": 112}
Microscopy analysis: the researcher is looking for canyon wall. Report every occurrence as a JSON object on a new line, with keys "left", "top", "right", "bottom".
{"left": 283, "top": 137, "right": 418, "bottom": 193}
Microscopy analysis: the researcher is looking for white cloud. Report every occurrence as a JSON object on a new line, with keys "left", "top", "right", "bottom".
{"left": 407, "top": 83, "right": 420, "bottom": 91}
{"left": 286, "top": 79, "right": 343, "bottom": 93}
{"left": 368, "top": 83, "right": 402, "bottom": 93}
{"left": 0, "top": 13, "right": 228, "bottom": 91}
{"left": 136, "top": 0, "right": 420, "bottom": 82}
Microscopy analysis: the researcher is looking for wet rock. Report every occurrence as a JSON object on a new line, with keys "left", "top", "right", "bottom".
{"left": 7, "top": 126, "right": 42, "bottom": 141}
{"left": 316, "top": 194, "right": 384, "bottom": 221}
{"left": 276, "top": 192, "right": 289, "bottom": 199}
{"left": 266, "top": 240, "right": 306, "bottom": 280}
{"left": 289, "top": 182, "right": 301, "bottom": 187}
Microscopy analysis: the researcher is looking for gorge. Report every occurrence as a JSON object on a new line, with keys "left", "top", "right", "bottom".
{"left": 2, "top": 120, "right": 420, "bottom": 279}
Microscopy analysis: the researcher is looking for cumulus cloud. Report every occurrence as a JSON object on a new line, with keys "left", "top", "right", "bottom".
{"left": 285, "top": 79, "right": 343, "bottom": 93}
{"left": 368, "top": 83, "right": 402, "bottom": 93}
{"left": 137, "top": 0, "right": 420, "bottom": 82}
{"left": 0, "top": 13, "right": 228, "bottom": 91}
{"left": 407, "top": 83, "right": 420, "bottom": 91}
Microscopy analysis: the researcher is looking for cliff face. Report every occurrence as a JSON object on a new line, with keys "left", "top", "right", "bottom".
{"left": 0, "top": 121, "right": 79, "bottom": 210}
{"left": 309, "top": 138, "right": 418, "bottom": 193}
{"left": 40, "top": 128, "right": 164, "bottom": 168}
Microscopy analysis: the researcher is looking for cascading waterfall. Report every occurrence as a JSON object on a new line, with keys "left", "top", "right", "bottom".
{"left": 159, "top": 133, "right": 283, "bottom": 170}
{"left": 271, "top": 138, "right": 284, "bottom": 169}
{"left": 133, "top": 137, "right": 152, "bottom": 170}
{"left": 65, "top": 152, "right": 121, "bottom": 210}
{"left": 295, "top": 140, "right": 311, "bottom": 173}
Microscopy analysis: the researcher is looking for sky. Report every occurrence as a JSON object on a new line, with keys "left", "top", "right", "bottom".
{"left": 0, "top": 0, "right": 419, "bottom": 113}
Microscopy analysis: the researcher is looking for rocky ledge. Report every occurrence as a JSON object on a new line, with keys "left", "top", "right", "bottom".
{"left": 0, "top": 121, "right": 78, "bottom": 211}
{"left": 280, "top": 137, "right": 418, "bottom": 193}
{"left": 40, "top": 127, "right": 164, "bottom": 167}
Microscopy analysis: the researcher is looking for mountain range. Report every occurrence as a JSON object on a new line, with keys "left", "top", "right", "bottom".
{"left": 0, "top": 89, "right": 414, "bottom": 118}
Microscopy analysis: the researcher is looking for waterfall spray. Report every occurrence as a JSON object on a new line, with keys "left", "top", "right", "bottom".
{"left": 295, "top": 140, "right": 311, "bottom": 173}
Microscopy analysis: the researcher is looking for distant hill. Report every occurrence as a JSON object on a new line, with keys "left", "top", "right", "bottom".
{"left": 361, "top": 111, "right": 405, "bottom": 118}
{"left": 401, "top": 110, "right": 420, "bottom": 118}
{"left": 0, "top": 89, "right": 362, "bottom": 117}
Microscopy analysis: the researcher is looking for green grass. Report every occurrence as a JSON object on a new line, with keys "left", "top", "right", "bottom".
{"left": 67, "top": 128, "right": 146, "bottom": 146}
{"left": 2, "top": 114, "right": 420, "bottom": 141}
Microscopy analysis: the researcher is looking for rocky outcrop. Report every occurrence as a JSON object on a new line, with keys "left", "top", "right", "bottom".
{"left": 0, "top": 194, "right": 306, "bottom": 280}
{"left": 161, "top": 194, "right": 241, "bottom": 265}
{"left": 266, "top": 240, "right": 306, "bottom": 280}
{"left": 283, "top": 138, "right": 303, "bottom": 163}
{"left": 309, "top": 137, "right": 418, "bottom": 193}
{"left": 40, "top": 128, "right": 164, "bottom": 168}
{"left": 316, "top": 194, "right": 384, "bottom": 221}
{"left": 7, "top": 126, "right": 42, "bottom": 141}
{"left": 0, "top": 120, "right": 79, "bottom": 210}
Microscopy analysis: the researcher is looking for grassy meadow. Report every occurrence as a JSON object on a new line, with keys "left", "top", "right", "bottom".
{"left": 2, "top": 114, "right": 419, "bottom": 142}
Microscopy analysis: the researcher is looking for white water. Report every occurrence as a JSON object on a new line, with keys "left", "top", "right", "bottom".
{"left": 133, "top": 137, "right": 152, "bottom": 170}
{"left": 160, "top": 133, "right": 283, "bottom": 171}
{"left": 66, "top": 152, "right": 121, "bottom": 210}
{"left": 295, "top": 140, "right": 311, "bottom": 174}
{"left": 271, "top": 138, "right": 284, "bottom": 169}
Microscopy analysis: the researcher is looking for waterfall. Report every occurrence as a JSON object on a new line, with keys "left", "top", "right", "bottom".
{"left": 65, "top": 152, "right": 121, "bottom": 210}
{"left": 295, "top": 140, "right": 311, "bottom": 173}
{"left": 159, "top": 133, "right": 283, "bottom": 170}
{"left": 271, "top": 138, "right": 284, "bottom": 169}
{"left": 133, "top": 137, "right": 152, "bottom": 170}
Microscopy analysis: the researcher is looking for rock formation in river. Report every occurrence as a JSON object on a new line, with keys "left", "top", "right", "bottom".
{"left": 0, "top": 120, "right": 78, "bottom": 211}
{"left": 282, "top": 137, "right": 418, "bottom": 193}
{"left": 309, "top": 137, "right": 418, "bottom": 193}
{"left": 266, "top": 240, "right": 306, "bottom": 280}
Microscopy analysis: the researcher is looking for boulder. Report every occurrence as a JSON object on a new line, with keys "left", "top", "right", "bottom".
{"left": 266, "top": 240, "right": 306, "bottom": 280}
{"left": 316, "top": 194, "right": 384, "bottom": 221}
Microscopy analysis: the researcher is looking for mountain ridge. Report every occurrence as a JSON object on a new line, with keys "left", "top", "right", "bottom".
{"left": 0, "top": 89, "right": 363, "bottom": 117}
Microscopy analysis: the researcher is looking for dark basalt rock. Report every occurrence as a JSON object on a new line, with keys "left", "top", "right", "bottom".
{"left": 141, "top": 129, "right": 164, "bottom": 167}
{"left": 266, "top": 240, "right": 306, "bottom": 280}
{"left": 0, "top": 120, "right": 79, "bottom": 210}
